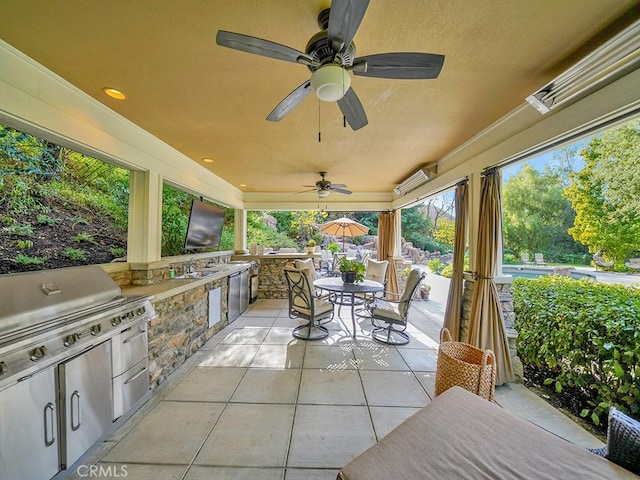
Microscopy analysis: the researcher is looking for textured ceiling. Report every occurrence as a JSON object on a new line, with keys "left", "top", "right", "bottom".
{"left": 0, "top": 0, "right": 637, "bottom": 197}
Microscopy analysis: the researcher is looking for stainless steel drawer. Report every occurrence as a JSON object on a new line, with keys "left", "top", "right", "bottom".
{"left": 113, "top": 357, "right": 149, "bottom": 420}
{"left": 112, "top": 322, "right": 148, "bottom": 376}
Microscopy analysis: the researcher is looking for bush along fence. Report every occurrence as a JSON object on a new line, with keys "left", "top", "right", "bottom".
{"left": 513, "top": 276, "right": 640, "bottom": 427}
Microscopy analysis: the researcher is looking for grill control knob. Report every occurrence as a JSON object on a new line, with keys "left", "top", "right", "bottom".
{"left": 63, "top": 334, "right": 80, "bottom": 347}
{"left": 112, "top": 316, "right": 123, "bottom": 326}
{"left": 90, "top": 324, "right": 103, "bottom": 335}
{"left": 30, "top": 346, "right": 47, "bottom": 362}
{"left": 0, "top": 362, "right": 7, "bottom": 376}
{"left": 137, "top": 306, "right": 147, "bottom": 315}
{"left": 126, "top": 311, "right": 135, "bottom": 319}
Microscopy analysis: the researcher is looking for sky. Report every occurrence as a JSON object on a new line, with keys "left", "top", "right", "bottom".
{"left": 501, "top": 138, "right": 587, "bottom": 181}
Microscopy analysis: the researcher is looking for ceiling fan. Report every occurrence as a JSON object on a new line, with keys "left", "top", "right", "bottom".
{"left": 216, "top": 0, "right": 444, "bottom": 131}
{"left": 297, "top": 172, "right": 352, "bottom": 199}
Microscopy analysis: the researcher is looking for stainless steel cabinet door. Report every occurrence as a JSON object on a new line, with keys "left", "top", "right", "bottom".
{"left": 0, "top": 367, "right": 59, "bottom": 480}
{"left": 60, "top": 340, "right": 113, "bottom": 468}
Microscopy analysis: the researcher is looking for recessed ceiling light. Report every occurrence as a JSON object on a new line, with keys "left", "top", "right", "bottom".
{"left": 102, "top": 87, "right": 126, "bottom": 100}
{"left": 239, "top": 184, "right": 247, "bottom": 187}
{"left": 202, "top": 158, "right": 214, "bottom": 163}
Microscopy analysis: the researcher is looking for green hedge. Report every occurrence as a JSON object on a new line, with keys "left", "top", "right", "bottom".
{"left": 513, "top": 276, "right": 640, "bottom": 426}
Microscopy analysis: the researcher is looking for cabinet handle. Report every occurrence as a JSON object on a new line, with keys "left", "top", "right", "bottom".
{"left": 44, "top": 402, "right": 56, "bottom": 447}
{"left": 122, "top": 329, "right": 146, "bottom": 344}
{"left": 124, "top": 366, "right": 147, "bottom": 385}
{"left": 70, "top": 390, "right": 81, "bottom": 431}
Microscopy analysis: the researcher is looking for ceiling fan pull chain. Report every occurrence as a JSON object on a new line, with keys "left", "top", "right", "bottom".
{"left": 318, "top": 99, "right": 322, "bottom": 142}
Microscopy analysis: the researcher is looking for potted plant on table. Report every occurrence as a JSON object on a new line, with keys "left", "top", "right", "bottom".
{"left": 305, "top": 239, "right": 316, "bottom": 254}
{"left": 420, "top": 282, "right": 431, "bottom": 300}
{"left": 339, "top": 257, "right": 366, "bottom": 284}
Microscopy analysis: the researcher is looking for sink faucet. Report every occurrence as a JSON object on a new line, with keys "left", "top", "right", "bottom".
{"left": 186, "top": 257, "right": 196, "bottom": 274}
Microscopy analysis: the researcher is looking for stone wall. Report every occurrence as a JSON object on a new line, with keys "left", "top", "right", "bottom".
{"left": 459, "top": 274, "right": 523, "bottom": 381}
{"left": 148, "top": 277, "right": 228, "bottom": 387}
{"left": 256, "top": 257, "right": 294, "bottom": 299}
{"left": 106, "top": 252, "right": 233, "bottom": 286}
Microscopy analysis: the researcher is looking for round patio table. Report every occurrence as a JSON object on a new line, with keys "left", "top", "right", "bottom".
{"left": 313, "top": 277, "right": 384, "bottom": 338}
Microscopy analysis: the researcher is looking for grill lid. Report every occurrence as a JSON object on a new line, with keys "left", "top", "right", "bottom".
{"left": 0, "top": 266, "right": 121, "bottom": 337}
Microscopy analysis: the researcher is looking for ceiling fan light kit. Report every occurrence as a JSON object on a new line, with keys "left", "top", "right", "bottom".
{"left": 311, "top": 64, "right": 351, "bottom": 101}
{"left": 297, "top": 171, "right": 352, "bottom": 198}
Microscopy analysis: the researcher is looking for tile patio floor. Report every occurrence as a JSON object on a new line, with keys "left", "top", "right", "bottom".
{"left": 69, "top": 297, "right": 604, "bottom": 480}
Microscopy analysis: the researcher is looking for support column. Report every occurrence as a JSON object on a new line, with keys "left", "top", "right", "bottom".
{"left": 234, "top": 209, "right": 247, "bottom": 254}
{"left": 127, "top": 170, "right": 162, "bottom": 263}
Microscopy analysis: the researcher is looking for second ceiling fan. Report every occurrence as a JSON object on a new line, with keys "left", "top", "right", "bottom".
{"left": 216, "top": 0, "right": 445, "bottom": 131}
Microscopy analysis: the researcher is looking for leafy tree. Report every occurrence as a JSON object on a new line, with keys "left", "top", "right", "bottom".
{"left": 289, "top": 211, "right": 328, "bottom": 246}
{"left": 401, "top": 206, "right": 433, "bottom": 250}
{"left": 432, "top": 217, "right": 456, "bottom": 247}
{"left": 549, "top": 143, "right": 583, "bottom": 187}
{"left": 564, "top": 121, "right": 640, "bottom": 268}
{"left": 502, "top": 163, "right": 586, "bottom": 261}
{"left": 423, "top": 194, "right": 455, "bottom": 230}
{"left": 0, "top": 125, "right": 64, "bottom": 177}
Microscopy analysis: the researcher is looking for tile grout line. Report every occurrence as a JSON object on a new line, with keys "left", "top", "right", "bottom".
{"left": 177, "top": 314, "right": 260, "bottom": 480}
{"left": 353, "top": 345, "right": 382, "bottom": 442}
{"left": 283, "top": 324, "right": 307, "bottom": 476}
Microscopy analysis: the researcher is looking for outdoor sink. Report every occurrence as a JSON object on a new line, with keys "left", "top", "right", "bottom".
{"left": 175, "top": 271, "right": 216, "bottom": 279}
{"left": 200, "top": 264, "right": 237, "bottom": 272}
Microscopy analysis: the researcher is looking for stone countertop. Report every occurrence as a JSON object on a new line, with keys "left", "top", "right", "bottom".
{"left": 122, "top": 262, "right": 250, "bottom": 302}
{"left": 232, "top": 253, "right": 320, "bottom": 260}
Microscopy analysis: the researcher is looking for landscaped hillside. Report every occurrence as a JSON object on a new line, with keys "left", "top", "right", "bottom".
{"left": 0, "top": 125, "right": 128, "bottom": 274}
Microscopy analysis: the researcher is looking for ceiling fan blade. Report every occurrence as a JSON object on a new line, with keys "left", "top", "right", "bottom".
{"left": 352, "top": 52, "right": 445, "bottom": 79}
{"left": 216, "top": 31, "right": 314, "bottom": 65}
{"left": 295, "top": 188, "right": 318, "bottom": 195}
{"left": 329, "top": 183, "right": 347, "bottom": 188}
{"left": 331, "top": 187, "right": 353, "bottom": 195}
{"left": 327, "top": 0, "right": 370, "bottom": 53}
{"left": 337, "top": 88, "right": 368, "bottom": 131}
{"left": 266, "top": 80, "right": 312, "bottom": 122}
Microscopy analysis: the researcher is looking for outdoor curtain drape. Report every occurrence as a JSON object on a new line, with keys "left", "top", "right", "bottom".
{"left": 468, "top": 170, "right": 515, "bottom": 385}
{"left": 378, "top": 211, "right": 399, "bottom": 296}
{"left": 443, "top": 180, "right": 468, "bottom": 341}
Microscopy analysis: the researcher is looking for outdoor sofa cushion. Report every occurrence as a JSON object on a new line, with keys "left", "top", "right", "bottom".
{"left": 337, "top": 386, "right": 639, "bottom": 480}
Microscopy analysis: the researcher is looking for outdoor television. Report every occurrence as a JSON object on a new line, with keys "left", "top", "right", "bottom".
{"left": 184, "top": 200, "right": 225, "bottom": 249}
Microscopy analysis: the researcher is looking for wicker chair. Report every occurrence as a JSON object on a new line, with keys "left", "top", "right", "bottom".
{"left": 625, "top": 250, "right": 640, "bottom": 271}
{"left": 284, "top": 266, "right": 334, "bottom": 340}
{"left": 369, "top": 269, "right": 425, "bottom": 345}
{"left": 593, "top": 249, "right": 614, "bottom": 270}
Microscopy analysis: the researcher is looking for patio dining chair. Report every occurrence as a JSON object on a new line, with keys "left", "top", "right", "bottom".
{"left": 330, "top": 252, "right": 346, "bottom": 276}
{"left": 355, "top": 259, "right": 389, "bottom": 317}
{"left": 319, "top": 249, "right": 333, "bottom": 276}
{"left": 369, "top": 269, "right": 425, "bottom": 345}
{"left": 283, "top": 266, "right": 334, "bottom": 340}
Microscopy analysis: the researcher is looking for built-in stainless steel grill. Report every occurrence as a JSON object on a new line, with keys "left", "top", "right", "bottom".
{"left": 0, "top": 266, "right": 156, "bottom": 480}
{"left": 0, "top": 266, "right": 154, "bottom": 390}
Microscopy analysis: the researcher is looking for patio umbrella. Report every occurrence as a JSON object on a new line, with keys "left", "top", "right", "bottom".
{"left": 319, "top": 217, "right": 369, "bottom": 250}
